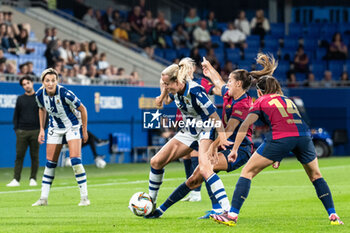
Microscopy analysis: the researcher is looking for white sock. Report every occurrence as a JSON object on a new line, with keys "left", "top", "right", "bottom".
{"left": 206, "top": 173, "right": 231, "bottom": 211}
{"left": 41, "top": 161, "right": 57, "bottom": 199}
{"left": 148, "top": 167, "right": 164, "bottom": 203}
{"left": 71, "top": 157, "right": 88, "bottom": 198}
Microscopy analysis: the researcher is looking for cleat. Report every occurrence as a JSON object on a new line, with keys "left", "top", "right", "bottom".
{"left": 6, "top": 179, "right": 20, "bottom": 187}
{"left": 78, "top": 197, "right": 90, "bottom": 206}
{"left": 96, "top": 139, "right": 109, "bottom": 147}
{"left": 29, "top": 178, "right": 37, "bottom": 186}
{"left": 198, "top": 210, "right": 223, "bottom": 219}
{"left": 32, "top": 198, "right": 48, "bottom": 206}
{"left": 329, "top": 213, "right": 344, "bottom": 225}
{"left": 144, "top": 209, "right": 163, "bottom": 219}
{"left": 210, "top": 211, "right": 237, "bottom": 226}
{"left": 181, "top": 191, "right": 201, "bottom": 202}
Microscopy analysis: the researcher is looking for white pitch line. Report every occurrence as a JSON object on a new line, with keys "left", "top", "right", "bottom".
{"left": 0, "top": 164, "right": 348, "bottom": 195}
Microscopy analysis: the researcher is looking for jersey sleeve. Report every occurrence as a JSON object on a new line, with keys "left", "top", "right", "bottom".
{"left": 193, "top": 87, "right": 216, "bottom": 116}
{"left": 249, "top": 98, "right": 262, "bottom": 117}
{"left": 35, "top": 89, "right": 44, "bottom": 108}
{"left": 221, "top": 84, "right": 228, "bottom": 97}
{"left": 200, "top": 78, "right": 215, "bottom": 95}
{"left": 62, "top": 88, "right": 81, "bottom": 109}
{"left": 168, "top": 93, "right": 175, "bottom": 101}
{"left": 230, "top": 101, "right": 249, "bottom": 122}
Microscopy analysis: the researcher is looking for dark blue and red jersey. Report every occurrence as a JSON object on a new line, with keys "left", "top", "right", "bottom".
{"left": 221, "top": 85, "right": 253, "bottom": 147}
{"left": 249, "top": 94, "right": 310, "bottom": 140}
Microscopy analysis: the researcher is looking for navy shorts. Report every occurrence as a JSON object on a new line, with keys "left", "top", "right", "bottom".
{"left": 220, "top": 145, "right": 252, "bottom": 172}
{"left": 256, "top": 136, "right": 316, "bottom": 164}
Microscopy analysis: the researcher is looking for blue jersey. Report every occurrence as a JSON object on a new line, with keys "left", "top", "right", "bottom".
{"left": 169, "top": 81, "right": 217, "bottom": 135}
{"left": 36, "top": 85, "right": 82, "bottom": 129}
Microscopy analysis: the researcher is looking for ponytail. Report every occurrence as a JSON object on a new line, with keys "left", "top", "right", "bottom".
{"left": 249, "top": 53, "right": 277, "bottom": 79}
{"left": 161, "top": 57, "right": 195, "bottom": 84}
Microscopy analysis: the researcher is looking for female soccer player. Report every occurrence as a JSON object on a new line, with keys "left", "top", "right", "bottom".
{"left": 210, "top": 63, "right": 344, "bottom": 226}
{"left": 32, "top": 68, "right": 90, "bottom": 206}
{"left": 148, "top": 57, "right": 232, "bottom": 211}
{"left": 146, "top": 54, "right": 276, "bottom": 219}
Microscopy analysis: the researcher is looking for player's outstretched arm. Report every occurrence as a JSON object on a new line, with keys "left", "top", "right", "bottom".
{"left": 201, "top": 57, "right": 226, "bottom": 96}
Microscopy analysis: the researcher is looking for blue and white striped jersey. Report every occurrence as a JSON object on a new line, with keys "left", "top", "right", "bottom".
{"left": 169, "top": 81, "right": 217, "bottom": 135}
{"left": 36, "top": 85, "right": 82, "bottom": 129}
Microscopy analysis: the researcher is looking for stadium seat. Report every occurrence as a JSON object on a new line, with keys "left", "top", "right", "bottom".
{"left": 288, "top": 23, "right": 303, "bottom": 36}
{"left": 154, "top": 48, "right": 164, "bottom": 58}
{"left": 243, "top": 50, "right": 257, "bottom": 62}
{"left": 270, "top": 23, "right": 285, "bottom": 38}
{"left": 321, "top": 24, "right": 339, "bottom": 36}
{"left": 304, "top": 23, "right": 322, "bottom": 38}
{"left": 164, "top": 36, "right": 174, "bottom": 48}
{"left": 163, "top": 49, "right": 177, "bottom": 62}
{"left": 315, "top": 48, "right": 327, "bottom": 60}
{"left": 328, "top": 60, "right": 345, "bottom": 79}
{"left": 225, "top": 48, "right": 240, "bottom": 63}
{"left": 295, "top": 72, "right": 306, "bottom": 82}
{"left": 213, "top": 48, "right": 225, "bottom": 65}
{"left": 211, "top": 35, "right": 223, "bottom": 48}
{"left": 217, "top": 22, "right": 227, "bottom": 32}
{"left": 283, "top": 36, "right": 299, "bottom": 51}
{"left": 311, "top": 61, "right": 327, "bottom": 80}
{"left": 280, "top": 48, "right": 295, "bottom": 61}
{"left": 339, "top": 23, "right": 350, "bottom": 35}
{"left": 177, "top": 47, "right": 190, "bottom": 58}
{"left": 278, "top": 61, "right": 291, "bottom": 74}
{"left": 303, "top": 37, "right": 319, "bottom": 51}
{"left": 198, "top": 48, "right": 207, "bottom": 58}
{"left": 264, "top": 39, "right": 279, "bottom": 52}
{"left": 237, "top": 60, "right": 252, "bottom": 71}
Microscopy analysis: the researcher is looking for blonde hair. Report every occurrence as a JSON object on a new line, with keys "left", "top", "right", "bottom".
{"left": 161, "top": 57, "right": 195, "bottom": 83}
{"left": 40, "top": 68, "right": 59, "bottom": 82}
{"left": 250, "top": 53, "right": 277, "bottom": 79}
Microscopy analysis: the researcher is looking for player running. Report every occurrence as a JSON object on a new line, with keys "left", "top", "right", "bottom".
{"left": 210, "top": 59, "right": 344, "bottom": 226}
{"left": 32, "top": 68, "right": 90, "bottom": 206}
{"left": 146, "top": 54, "right": 275, "bottom": 219}
{"left": 147, "top": 57, "right": 232, "bottom": 211}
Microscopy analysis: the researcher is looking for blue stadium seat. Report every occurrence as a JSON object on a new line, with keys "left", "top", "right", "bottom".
{"left": 154, "top": 48, "right": 164, "bottom": 58}
{"left": 283, "top": 36, "right": 299, "bottom": 51}
{"left": 264, "top": 39, "right": 279, "bottom": 52}
{"left": 164, "top": 36, "right": 174, "bottom": 48}
{"left": 304, "top": 23, "right": 322, "bottom": 38}
{"left": 211, "top": 35, "right": 223, "bottom": 48}
{"left": 339, "top": 23, "right": 350, "bottom": 35}
{"left": 304, "top": 49, "right": 315, "bottom": 61}
{"left": 346, "top": 60, "right": 350, "bottom": 72}
{"left": 321, "top": 24, "right": 339, "bottom": 37}
{"left": 280, "top": 48, "right": 295, "bottom": 61}
{"left": 243, "top": 51, "right": 257, "bottom": 62}
{"left": 213, "top": 48, "right": 225, "bottom": 65}
{"left": 217, "top": 22, "right": 227, "bottom": 32}
{"left": 303, "top": 37, "right": 318, "bottom": 51}
{"left": 289, "top": 23, "right": 303, "bottom": 37}
{"left": 163, "top": 49, "right": 177, "bottom": 62}
{"left": 237, "top": 60, "right": 252, "bottom": 71}
{"left": 328, "top": 60, "right": 345, "bottom": 79}
{"left": 270, "top": 23, "right": 285, "bottom": 38}
{"left": 198, "top": 48, "right": 207, "bottom": 58}
{"left": 274, "top": 69, "right": 287, "bottom": 82}
{"left": 225, "top": 48, "right": 240, "bottom": 63}
{"left": 177, "top": 48, "right": 190, "bottom": 58}
{"left": 278, "top": 61, "right": 291, "bottom": 74}
{"left": 315, "top": 48, "right": 327, "bottom": 60}
{"left": 295, "top": 72, "right": 306, "bottom": 82}
{"left": 311, "top": 61, "right": 327, "bottom": 80}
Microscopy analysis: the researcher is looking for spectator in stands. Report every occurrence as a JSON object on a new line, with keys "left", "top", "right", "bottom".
{"left": 221, "top": 22, "right": 247, "bottom": 49}
{"left": 0, "top": 56, "right": 6, "bottom": 74}
{"left": 78, "top": 42, "right": 90, "bottom": 64}
{"left": 206, "top": 48, "right": 220, "bottom": 71}
{"left": 111, "top": 10, "right": 122, "bottom": 33}
{"left": 113, "top": 21, "right": 129, "bottom": 42}
{"left": 0, "top": 12, "right": 4, "bottom": 25}
{"left": 338, "top": 71, "right": 349, "bottom": 87}
{"left": 58, "top": 39, "right": 69, "bottom": 63}
{"left": 184, "top": 8, "right": 200, "bottom": 34}
{"left": 304, "top": 72, "right": 319, "bottom": 88}
{"left": 130, "top": 71, "right": 143, "bottom": 85}
{"left": 293, "top": 45, "right": 309, "bottom": 73}
{"left": 172, "top": 24, "right": 191, "bottom": 49}
{"left": 5, "top": 60, "right": 17, "bottom": 75}
{"left": 83, "top": 8, "right": 101, "bottom": 30}
{"left": 44, "top": 39, "right": 61, "bottom": 67}
{"left": 192, "top": 20, "right": 211, "bottom": 49}
{"left": 327, "top": 32, "right": 348, "bottom": 60}
{"left": 18, "top": 63, "right": 28, "bottom": 75}
{"left": 221, "top": 60, "right": 234, "bottom": 82}
{"left": 51, "top": 27, "right": 58, "bottom": 41}
{"left": 234, "top": 10, "right": 250, "bottom": 36}
{"left": 128, "top": 6, "right": 146, "bottom": 44}
{"left": 117, "top": 67, "right": 125, "bottom": 76}
{"left": 89, "top": 41, "right": 98, "bottom": 56}
{"left": 42, "top": 28, "right": 52, "bottom": 44}
{"left": 16, "top": 28, "right": 34, "bottom": 54}
{"left": 137, "top": 0, "right": 147, "bottom": 18}
{"left": 153, "top": 12, "right": 171, "bottom": 33}
{"left": 251, "top": 9, "right": 270, "bottom": 39}
{"left": 72, "top": 0, "right": 89, "bottom": 20}
{"left": 190, "top": 47, "right": 201, "bottom": 67}
{"left": 321, "top": 70, "right": 336, "bottom": 87}
{"left": 97, "top": 53, "right": 109, "bottom": 70}
{"left": 95, "top": 10, "right": 104, "bottom": 30}
{"left": 67, "top": 40, "right": 78, "bottom": 66}
{"left": 26, "top": 61, "right": 36, "bottom": 76}
{"left": 152, "top": 22, "right": 168, "bottom": 48}
{"left": 87, "top": 64, "right": 98, "bottom": 80}
{"left": 76, "top": 65, "right": 89, "bottom": 85}
{"left": 206, "top": 11, "right": 219, "bottom": 36}
{"left": 287, "top": 72, "right": 298, "bottom": 88}
{"left": 101, "top": 7, "right": 114, "bottom": 33}
{"left": 143, "top": 10, "right": 155, "bottom": 34}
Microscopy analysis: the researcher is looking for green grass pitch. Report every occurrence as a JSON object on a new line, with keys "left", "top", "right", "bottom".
{"left": 0, "top": 157, "right": 349, "bottom": 233}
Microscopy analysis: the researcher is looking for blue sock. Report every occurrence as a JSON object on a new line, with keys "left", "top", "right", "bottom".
{"left": 230, "top": 177, "right": 251, "bottom": 214}
{"left": 312, "top": 178, "right": 335, "bottom": 216}
{"left": 191, "top": 157, "right": 201, "bottom": 192}
{"left": 159, "top": 182, "right": 191, "bottom": 213}
{"left": 148, "top": 167, "right": 164, "bottom": 204}
{"left": 205, "top": 181, "right": 221, "bottom": 210}
{"left": 183, "top": 159, "right": 192, "bottom": 179}
{"left": 206, "top": 173, "right": 230, "bottom": 211}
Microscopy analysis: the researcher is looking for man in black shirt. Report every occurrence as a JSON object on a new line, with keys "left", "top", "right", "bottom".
{"left": 7, "top": 76, "right": 40, "bottom": 187}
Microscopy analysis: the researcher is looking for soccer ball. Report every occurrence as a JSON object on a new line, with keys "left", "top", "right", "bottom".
{"left": 128, "top": 192, "right": 154, "bottom": 217}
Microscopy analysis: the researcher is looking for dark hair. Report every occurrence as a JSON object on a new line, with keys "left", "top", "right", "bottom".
{"left": 256, "top": 75, "right": 283, "bottom": 95}
{"left": 19, "top": 76, "right": 33, "bottom": 86}
{"left": 230, "top": 53, "right": 278, "bottom": 91}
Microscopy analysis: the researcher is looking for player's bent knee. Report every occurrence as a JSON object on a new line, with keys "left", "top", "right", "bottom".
{"left": 186, "top": 176, "right": 202, "bottom": 189}
{"left": 150, "top": 156, "right": 164, "bottom": 170}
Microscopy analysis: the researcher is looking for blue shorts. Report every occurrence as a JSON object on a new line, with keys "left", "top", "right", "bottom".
{"left": 256, "top": 136, "right": 316, "bottom": 164}
{"left": 220, "top": 145, "right": 252, "bottom": 172}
